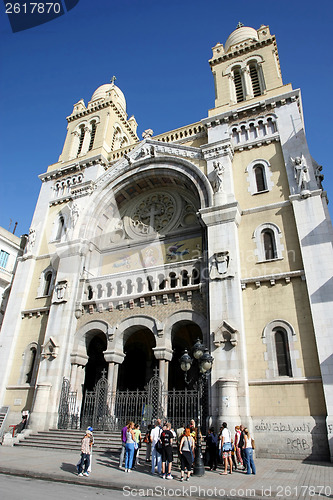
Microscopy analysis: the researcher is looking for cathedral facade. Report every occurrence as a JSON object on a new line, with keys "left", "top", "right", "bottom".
{"left": 1, "top": 24, "right": 333, "bottom": 461}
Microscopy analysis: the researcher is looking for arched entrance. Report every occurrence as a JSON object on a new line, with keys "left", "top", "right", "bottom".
{"left": 83, "top": 333, "right": 108, "bottom": 392}
{"left": 169, "top": 321, "right": 203, "bottom": 390}
{"left": 117, "top": 327, "right": 157, "bottom": 390}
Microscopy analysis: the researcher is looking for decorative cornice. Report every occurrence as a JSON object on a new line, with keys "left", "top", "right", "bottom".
{"left": 204, "top": 89, "right": 300, "bottom": 126}
{"left": 21, "top": 306, "right": 50, "bottom": 318}
{"left": 209, "top": 36, "right": 276, "bottom": 67}
{"left": 39, "top": 156, "right": 107, "bottom": 182}
{"left": 67, "top": 98, "right": 138, "bottom": 140}
{"left": 241, "top": 270, "right": 305, "bottom": 289}
{"left": 241, "top": 200, "right": 290, "bottom": 216}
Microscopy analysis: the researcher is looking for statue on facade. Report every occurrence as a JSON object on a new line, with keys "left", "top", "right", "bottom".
{"left": 315, "top": 165, "right": 324, "bottom": 189}
{"left": 291, "top": 155, "right": 310, "bottom": 192}
{"left": 70, "top": 203, "right": 79, "bottom": 228}
{"left": 212, "top": 161, "right": 225, "bottom": 193}
{"left": 26, "top": 228, "right": 36, "bottom": 251}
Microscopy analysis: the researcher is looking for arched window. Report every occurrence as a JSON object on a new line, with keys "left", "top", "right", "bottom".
{"left": 181, "top": 270, "right": 189, "bottom": 287}
{"left": 246, "top": 159, "right": 273, "bottom": 195}
{"left": 169, "top": 272, "right": 177, "bottom": 288}
{"left": 262, "top": 229, "right": 277, "bottom": 260}
{"left": 147, "top": 276, "right": 154, "bottom": 292}
{"left": 192, "top": 268, "right": 200, "bottom": 285}
{"left": 253, "top": 223, "right": 283, "bottom": 262}
{"left": 254, "top": 165, "right": 267, "bottom": 192}
{"left": 56, "top": 216, "right": 65, "bottom": 241}
{"left": 19, "top": 343, "right": 40, "bottom": 385}
{"left": 262, "top": 320, "right": 299, "bottom": 379}
{"left": 44, "top": 272, "right": 53, "bottom": 296}
{"left": 88, "top": 120, "right": 97, "bottom": 151}
{"left": 249, "top": 63, "right": 262, "bottom": 97}
{"left": 26, "top": 346, "right": 37, "bottom": 384}
{"left": 77, "top": 125, "right": 85, "bottom": 155}
{"left": 87, "top": 286, "right": 93, "bottom": 300}
{"left": 233, "top": 68, "right": 245, "bottom": 103}
{"left": 274, "top": 328, "right": 292, "bottom": 376}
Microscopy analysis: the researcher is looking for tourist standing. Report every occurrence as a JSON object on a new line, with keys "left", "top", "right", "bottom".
{"left": 119, "top": 421, "right": 129, "bottom": 468}
{"left": 150, "top": 419, "right": 162, "bottom": 475}
{"left": 219, "top": 422, "right": 233, "bottom": 475}
{"left": 77, "top": 429, "right": 93, "bottom": 477}
{"left": 205, "top": 427, "right": 218, "bottom": 471}
{"left": 234, "top": 426, "right": 243, "bottom": 468}
{"left": 133, "top": 423, "right": 142, "bottom": 467}
{"left": 179, "top": 427, "right": 195, "bottom": 481}
{"left": 124, "top": 421, "right": 136, "bottom": 472}
{"left": 243, "top": 428, "right": 256, "bottom": 475}
{"left": 144, "top": 425, "right": 152, "bottom": 462}
{"left": 161, "top": 422, "right": 174, "bottom": 479}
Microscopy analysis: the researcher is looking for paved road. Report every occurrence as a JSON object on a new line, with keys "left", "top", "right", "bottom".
{"left": 0, "top": 474, "right": 125, "bottom": 500}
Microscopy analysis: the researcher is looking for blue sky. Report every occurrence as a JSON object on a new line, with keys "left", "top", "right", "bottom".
{"left": 0, "top": 0, "right": 332, "bottom": 235}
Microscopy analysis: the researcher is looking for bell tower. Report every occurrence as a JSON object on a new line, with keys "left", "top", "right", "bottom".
{"left": 209, "top": 24, "right": 292, "bottom": 116}
{"left": 59, "top": 78, "right": 139, "bottom": 163}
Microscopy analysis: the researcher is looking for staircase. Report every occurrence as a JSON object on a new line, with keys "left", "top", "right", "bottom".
{"left": 14, "top": 429, "right": 140, "bottom": 453}
{"left": 0, "top": 406, "right": 10, "bottom": 439}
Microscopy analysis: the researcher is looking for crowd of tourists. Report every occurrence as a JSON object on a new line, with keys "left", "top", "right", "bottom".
{"left": 76, "top": 420, "right": 255, "bottom": 479}
{"left": 117, "top": 419, "right": 256, "bottom": 479}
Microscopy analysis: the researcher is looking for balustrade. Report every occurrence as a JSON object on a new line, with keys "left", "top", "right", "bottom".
{"left": 82, "top": 259, "right": 202, "bottom": 303}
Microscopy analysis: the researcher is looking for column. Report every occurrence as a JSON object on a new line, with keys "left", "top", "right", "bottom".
{"left": 104, "top": 350, "right": 125, "bottom": 414}
{"left": 217, "top": 378, "right": 241, "bottom": 431}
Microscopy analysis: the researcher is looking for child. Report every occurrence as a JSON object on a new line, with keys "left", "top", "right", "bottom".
{"left": 77, "top": 429, "right": 93, "bottom": 476}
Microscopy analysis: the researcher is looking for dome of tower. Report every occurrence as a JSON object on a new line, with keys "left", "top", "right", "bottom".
{"left": 224, "top": 25, "right": 259, "bottom": 52}
{"left": 91, "top": 83, "right": 126, "bottom": 111}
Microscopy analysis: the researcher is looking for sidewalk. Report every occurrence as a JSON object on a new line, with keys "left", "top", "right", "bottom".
{"left": 0, "top": 445, "right": 332, "bottom": 499}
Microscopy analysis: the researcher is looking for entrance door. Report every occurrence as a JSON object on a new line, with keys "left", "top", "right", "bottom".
{"left": 117, "top": 328, "right": 157, "bottom": 390}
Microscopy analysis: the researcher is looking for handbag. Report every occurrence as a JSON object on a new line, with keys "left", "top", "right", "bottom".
{"left": 155, "top": 440, "right": 162, "bottom": 453}
{"left": 222, "top": 429, "right": 232, "bottom": 452}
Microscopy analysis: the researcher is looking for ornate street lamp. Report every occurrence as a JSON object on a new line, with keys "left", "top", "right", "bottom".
{"left": 179, "top": 340, "right": 214, "bottom": 476}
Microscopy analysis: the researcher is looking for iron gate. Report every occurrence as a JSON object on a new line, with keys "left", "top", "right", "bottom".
{"left": 58, "top": 373, "right": 206, "bottom": 431}
{"left": 58, "top": 377, "right": 79, "bottom": 429}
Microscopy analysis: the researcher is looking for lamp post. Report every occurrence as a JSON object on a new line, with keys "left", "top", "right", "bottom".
{"left": 179, "top": 339, "right": 214, "bottom": 476}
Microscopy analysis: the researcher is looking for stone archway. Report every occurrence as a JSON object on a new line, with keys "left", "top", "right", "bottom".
{"left": 169, "top": 321, "right": 204, "bottom": 390}
{"left": 84, "top": 333, "right": 108, "bottom": 391}
{"left": 117, "top": 327, "right": 157, "bottom": 390}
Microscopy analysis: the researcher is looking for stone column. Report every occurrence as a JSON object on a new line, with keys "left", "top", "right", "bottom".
{"left": 152, "top": 348, "right": 173, "bottom": 389}
{"left": 217, "top": 378, "right": 241, "bottom": 431}
{"left": 104, "top": 350, "right": 125, "bottom": 415}
{"left": 70, "top": 353, "right": 88, "bottom": 415}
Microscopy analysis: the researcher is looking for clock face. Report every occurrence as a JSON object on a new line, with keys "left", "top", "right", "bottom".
{"left": 126, "top": 191, "right": 180, "bottom": 238}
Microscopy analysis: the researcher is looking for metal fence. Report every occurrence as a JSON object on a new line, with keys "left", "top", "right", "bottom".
{"left": 58, "top": 373, "right": 205, "bottom": 432}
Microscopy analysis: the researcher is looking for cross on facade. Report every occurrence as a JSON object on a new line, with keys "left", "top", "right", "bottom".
{"left": 153, "top": 366, "right": 159, "bottom": 377}
{"left": 111, "top": 75, "right": 116, "bottom": 85}
{"left": 101, "top": 368, "right": 107, "bottom": 378}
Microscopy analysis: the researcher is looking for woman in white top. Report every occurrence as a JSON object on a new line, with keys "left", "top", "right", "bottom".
{"left": 125, "top": 421, "right": 135, "bottom": 472}
{"left": 219, "top": 422, "right": 233, "bottom": 475}
{"left": 243, "top": 427, "right": 256, "bottom": 475}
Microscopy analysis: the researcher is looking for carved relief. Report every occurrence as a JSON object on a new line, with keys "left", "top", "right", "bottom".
{"left": 213, "top": 321, "right": 238, "bottom": 347}
{"left": 128, "top": 192, "right": 176, "bottom": 236}
{"left": 52, "top": 280, "right": 68, "bottom": 303}
{"left": 210, "top": 251, "right": 231, "bottom": 279}
{"left": 42, "top": 337, "right": 59, "bottom": 359}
